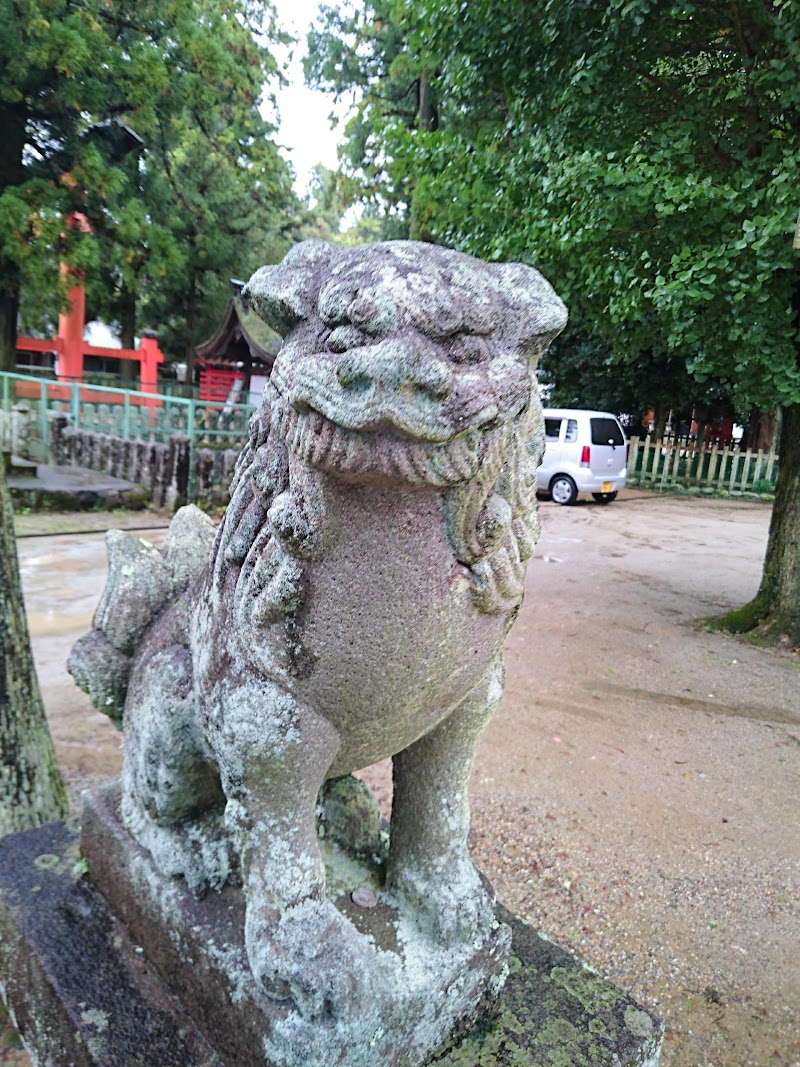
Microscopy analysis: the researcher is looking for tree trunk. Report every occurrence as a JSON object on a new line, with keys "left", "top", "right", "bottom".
{"left": 0, "top": 284, "right": 19, "bottom": 374}
{"left": 119, "top": 285, "right": 138, "bottom": 388}
{"left": 0, "top": 463, "right": 68, "bottom": 834}
{"left": 0, "top": 104, "right": 27, "bottom": 375}
{"left": 184, "top": 280, "right": 197, "bottom": 389}
{"left": 651, "top": 402, "right": 669, "bottom": 441}
{"left": 418, "top": 74, "right": 434, "bottom": 131}
{"left": 752, "top": 401, "right": 800, "bottom": 644}
{"left": 716, "top": 402, "right": 800, "bottom": 645}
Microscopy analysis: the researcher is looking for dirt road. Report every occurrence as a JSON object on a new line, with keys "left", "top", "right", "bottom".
{"left": 16, "top": 491, "right": 800, "bottom": 1067}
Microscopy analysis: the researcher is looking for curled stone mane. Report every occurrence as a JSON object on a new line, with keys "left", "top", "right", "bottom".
{"left": 444, "top": 393, "right": 544, "bottom": 615}
{"left": 210, "top": 397, "right": 311, "bottom": 646}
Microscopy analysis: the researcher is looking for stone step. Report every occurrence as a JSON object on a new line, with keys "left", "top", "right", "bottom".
{"left": 0, "top": 818, "right": 218, "bottom": 1067}
{"left": 3, "top": 453, "right": 38, "bottom": 478}
{"left": 6, "top": 463, "right": 148, "bottom": 511}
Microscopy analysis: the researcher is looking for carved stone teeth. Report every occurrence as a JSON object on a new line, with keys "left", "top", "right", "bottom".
{"left": 294, "top": 417, "right": 308, "bottom": 460}
{"left": 291, "top": 417, "right": 304, "bottom": 453}
{"left": 342, "top": 430, "right": 360, "bottom": 466}
{"left": 275, "top": 405, "right": 291, "bottom": 442}
{"left": 409, "top": 445, "right": 435, "bottom": 483}
{"left": 380, "top": 439, "right": 404, "bottom": 481}
{"left": 350, "top": 437, "right": 376, "bottom": 475}
{"left": 311, "top": 418, "right": 335, "bottom": 466}
{"left": 326, "top": 427, "right": 347, "bottom": 469}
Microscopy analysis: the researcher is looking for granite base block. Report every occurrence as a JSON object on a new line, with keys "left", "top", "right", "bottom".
{"left": 0, "top": 788, "right": 663, "bottom": 1066}
{"left": 0, "top": 818, "right": 218, "bottom": 1067}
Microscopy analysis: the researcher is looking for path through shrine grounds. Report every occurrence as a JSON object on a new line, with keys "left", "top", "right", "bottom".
{"left": 13, "top": 490, "right": 800, "bottom": 1067}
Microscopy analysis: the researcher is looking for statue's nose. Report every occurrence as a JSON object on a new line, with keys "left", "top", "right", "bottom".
{"left": 335, "top": 345, "right": 453, "bottom": 402}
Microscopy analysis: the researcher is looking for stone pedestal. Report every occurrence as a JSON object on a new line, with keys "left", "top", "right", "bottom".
{"left": 0, "top": 785, "right": 663, "bottom": 1067}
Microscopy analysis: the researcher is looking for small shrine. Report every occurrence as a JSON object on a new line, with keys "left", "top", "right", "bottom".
{"left": 195, "top": 296, "right": 280, "bottom": 406}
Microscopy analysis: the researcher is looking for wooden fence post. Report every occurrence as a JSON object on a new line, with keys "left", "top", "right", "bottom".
{"left": 739, "top": 449, "right": 753, "bottom": 491}
{"left": 728, "top": 451, "right": 740, "bottom": 493}
{"left": 631, "top": 435, "right": 644, "bottom": 482}
{"left": 765, "top": 449, "right": 777, "bottom": 483}
{"left": 670, "top": 439, "right": 681, "bottom": 482}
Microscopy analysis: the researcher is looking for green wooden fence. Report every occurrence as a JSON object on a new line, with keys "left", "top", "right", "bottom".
{"left": 628, "top": 434, "right": 779, "bottom": 494}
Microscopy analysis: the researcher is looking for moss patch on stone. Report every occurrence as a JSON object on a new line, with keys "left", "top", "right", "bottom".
{"left": 432, "top": 907, "right": 662, "bottom": 1066}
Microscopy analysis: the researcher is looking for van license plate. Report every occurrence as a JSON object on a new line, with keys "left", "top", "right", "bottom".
{"left": 601, "top": 481, "right": 612, "bottom": 492}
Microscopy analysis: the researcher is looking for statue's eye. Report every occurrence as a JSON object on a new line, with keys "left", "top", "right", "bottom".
{"left": 450, "top": 335, "right": 489, "bottom": 364}
{"left": 319, "top": 283, "right": 356, "bottom": 327}
{"left": 327, "top": 325, "right": 366, "bottom": 353}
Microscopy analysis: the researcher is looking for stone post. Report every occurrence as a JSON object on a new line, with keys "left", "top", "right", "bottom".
{"left": 165, "top": 433, "right": 190, "bottom": 511}
{"left": 48, "top": 413, "right": 69, "bottom": 465}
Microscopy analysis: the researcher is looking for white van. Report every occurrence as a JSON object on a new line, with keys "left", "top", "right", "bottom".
{"left": 537, "top": 408, "right": 627, "bottom": 505}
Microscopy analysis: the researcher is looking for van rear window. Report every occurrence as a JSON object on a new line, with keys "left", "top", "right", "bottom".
{"left": 591, "top": 418, "right": 625, "bottom": 446}
{"left": 544, "top": 418, "right": 562, "bottom": 441}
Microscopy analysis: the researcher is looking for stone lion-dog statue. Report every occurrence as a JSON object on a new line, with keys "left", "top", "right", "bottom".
{"left": 70, "top": 239, "right": 567, "bottom": 1065}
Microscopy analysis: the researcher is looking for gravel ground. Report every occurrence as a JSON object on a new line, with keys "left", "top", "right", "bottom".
{"left": 15, "top": 492, "right": 800, "bottom": 1066}
{"left": 359, "top": 492, "right": 800, "bottom": 1067}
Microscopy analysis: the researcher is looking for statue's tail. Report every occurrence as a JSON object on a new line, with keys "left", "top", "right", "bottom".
{"left": 68, "top": 506, "right": 215, "bottom": 727}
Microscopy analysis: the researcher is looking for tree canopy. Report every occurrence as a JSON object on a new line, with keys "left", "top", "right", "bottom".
{"left": 305, "top": 0, "right": 435, "bottom": 238}
{"left": 540, "top": 323, "right": 734, "bottom": 438}
{"left": 310, "top": 1, "right": 799, "bottom": 409}
{"left": 1, "top": 0, "right": 299, "bottom": 369}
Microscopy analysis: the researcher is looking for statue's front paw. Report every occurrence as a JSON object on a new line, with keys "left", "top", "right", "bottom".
{"left": 245, "top": 897, "right": 374, "bottom": 1019}
{"left": 122, "top": 794, "right": 234, "bottom": 897}
{"left": 391, "top": 855, "right": 498, "bottom": 946}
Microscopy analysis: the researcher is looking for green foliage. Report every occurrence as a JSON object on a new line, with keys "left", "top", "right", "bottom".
{"left": 305, "top": 0, "right": 435, "bottom": 235}
{"left": 541, "top": 322, "right": 735, "bottom": 431}
{"left": 317, "top": 0, "right": 800, "bottom": 415}
{"left": 299, "top": 164, "right": 405, "bottom": 246}
{"left": 1, "top": 0, "right": 300, "bottom": 365}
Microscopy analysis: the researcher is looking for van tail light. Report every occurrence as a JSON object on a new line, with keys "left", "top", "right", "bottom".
{"left": 626, "top": 443, "right": 629, "bottom": 463}
{"left": 580, "top": 445, "right": 590, "bottom": 467}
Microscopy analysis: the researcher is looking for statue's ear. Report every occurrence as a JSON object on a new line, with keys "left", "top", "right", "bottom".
{"left": 242, "top": 241, "right": 342, "bottom": 338}
{"left": 495, "top": 262, "right": 568, "bottom": 362}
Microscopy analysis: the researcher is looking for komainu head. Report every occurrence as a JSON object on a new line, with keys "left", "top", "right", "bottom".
{"left": 242, "top": 240, "right": 567, "bottom": 485}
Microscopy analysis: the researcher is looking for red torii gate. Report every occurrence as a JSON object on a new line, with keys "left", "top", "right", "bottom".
{"left": 16, "top": 212, "right": 165, "bottom": 398}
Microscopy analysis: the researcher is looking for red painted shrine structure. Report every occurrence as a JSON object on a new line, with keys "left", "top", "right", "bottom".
{"left": 15, "top": 213, "right": 165, "bottom": 401}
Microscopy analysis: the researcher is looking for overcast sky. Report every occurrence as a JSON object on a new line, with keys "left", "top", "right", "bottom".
{"left": 269, "top": 0, "right": 344, "bottom": 197}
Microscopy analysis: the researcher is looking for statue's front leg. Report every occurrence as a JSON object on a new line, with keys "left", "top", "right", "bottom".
{"left": 387, "top": 660, "right": 505, "bottom": 945}
{"left": 210, "top": 684, "right": 373, "bottom": 1018}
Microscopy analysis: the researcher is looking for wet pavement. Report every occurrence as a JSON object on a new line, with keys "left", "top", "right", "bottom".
{"left": 16, "top": 520, "right": 169, "bottom": 802}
